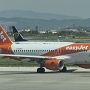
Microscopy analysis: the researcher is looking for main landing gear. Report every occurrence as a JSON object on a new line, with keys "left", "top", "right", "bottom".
{"left": 37, "top": 63, "right": 45, "bottom": 73}
{"left": 60, "top": 66, "right": 67, "bottom": 72}
{"left": 37, "top": 68, "right": 45, "bottom": 73}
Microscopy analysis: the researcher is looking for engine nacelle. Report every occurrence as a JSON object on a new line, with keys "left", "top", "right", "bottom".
{"left": 44, "top": 59, "right": 64, "bottom": 70}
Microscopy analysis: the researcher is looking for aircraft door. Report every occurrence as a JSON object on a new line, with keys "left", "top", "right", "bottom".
{"left": 54, "top": 49, "right": 61, "bottom": 55}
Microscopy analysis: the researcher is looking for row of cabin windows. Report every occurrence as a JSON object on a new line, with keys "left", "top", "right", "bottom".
{"left": 14, "top": 50, "right": 53, "bottom": 52}
{"left": 62, "top": 50, "right": 87, "bottom": 52}
{"left": 14, "top": 49, "right": 87, "bottom": 52}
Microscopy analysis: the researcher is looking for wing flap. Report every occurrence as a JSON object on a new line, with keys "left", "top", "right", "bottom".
{"left": 0, "top": 54, "right": 56, "bottom": 59}
{"left": 0, "top": 54, "right": 71, "bottom": 61}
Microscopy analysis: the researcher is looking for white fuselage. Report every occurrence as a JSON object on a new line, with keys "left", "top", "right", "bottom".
{"left": 8, "top": 42, "right": 90, "bottom": 64}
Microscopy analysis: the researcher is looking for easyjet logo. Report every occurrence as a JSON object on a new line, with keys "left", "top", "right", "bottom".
{"left": 0, "top": 31, "right": 6, "bottom": 42}
{"left": 14, "top": 32, "right": 19, "bottom": 39}
{"left": 66, "top": 45, "right": 88, "bottom": 50}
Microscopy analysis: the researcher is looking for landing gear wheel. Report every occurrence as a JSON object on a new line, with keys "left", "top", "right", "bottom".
{"left": 37, "top": 68, "right": 45, "bottom": 73}
{"left": 60, "top": 66, "right": 67, "bottom": 72}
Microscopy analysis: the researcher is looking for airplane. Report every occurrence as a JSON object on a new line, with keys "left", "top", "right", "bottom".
{"left": 12, "top": 26, "right": 61, "bottom": 43}
{"left": 12, "top": 26, "right": 56, "bottom": 43}
{"left": 0, "top": 25, "right": 90, "bottom": 73}
{"left": 12, "top": 26, "right": 28, "bottom": 42}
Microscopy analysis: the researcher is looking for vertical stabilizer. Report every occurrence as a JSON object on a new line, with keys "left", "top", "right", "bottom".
{"left": 12, "top": 26, "right": 28, "bottom": 42}
{"left": 0, "top": 26, "right": 12, "bottom": 45}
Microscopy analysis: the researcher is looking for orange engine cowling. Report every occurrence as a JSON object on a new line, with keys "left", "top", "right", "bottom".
{"left": 78, "top": 64, "right": 90, "bottom": 69}
{"left": 44, "top": 59, "right": 64, "bottom": 70}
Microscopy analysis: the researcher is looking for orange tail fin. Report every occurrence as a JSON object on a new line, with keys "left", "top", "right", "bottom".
{"left": 0, "top": 26, "right": 12, "bottom": 44}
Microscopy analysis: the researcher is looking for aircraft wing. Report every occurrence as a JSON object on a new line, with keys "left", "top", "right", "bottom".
{"left": 0, "top": 54, "right": 71, "bottom": 60}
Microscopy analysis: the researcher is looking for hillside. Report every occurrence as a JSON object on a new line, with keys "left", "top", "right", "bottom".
{"left": 0, "top": 17, "right": 90, "bottom": 30}
{"left": 0, "top": 10, "right": 81, "bottom": 20}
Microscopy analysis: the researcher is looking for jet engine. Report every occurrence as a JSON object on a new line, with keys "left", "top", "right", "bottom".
{"left": 44, "top": 59, "right": 64, "bottom": 70}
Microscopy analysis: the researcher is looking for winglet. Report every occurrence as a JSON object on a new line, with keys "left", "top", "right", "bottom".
{"left": 0, "top": 26, "right": 12, "bottom": 45}
{"left": 12, "top": 26, "right": 28, "bottom": 42}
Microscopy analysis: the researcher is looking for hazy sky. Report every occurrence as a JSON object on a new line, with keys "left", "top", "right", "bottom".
{"left": 0, "top": 0, "right": 90, "bottom": 18}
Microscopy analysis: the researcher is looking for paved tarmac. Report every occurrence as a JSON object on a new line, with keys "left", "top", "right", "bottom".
{"left": 0, "top": 67, "right": 90, "bottom": 90}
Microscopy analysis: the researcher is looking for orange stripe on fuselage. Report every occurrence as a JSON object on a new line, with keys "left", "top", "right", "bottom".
{"left": 42, "top": 43, "right": 90, "bottom": 56}
{"left": 0, "top": 44, "right": 13, "bottom": 54}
